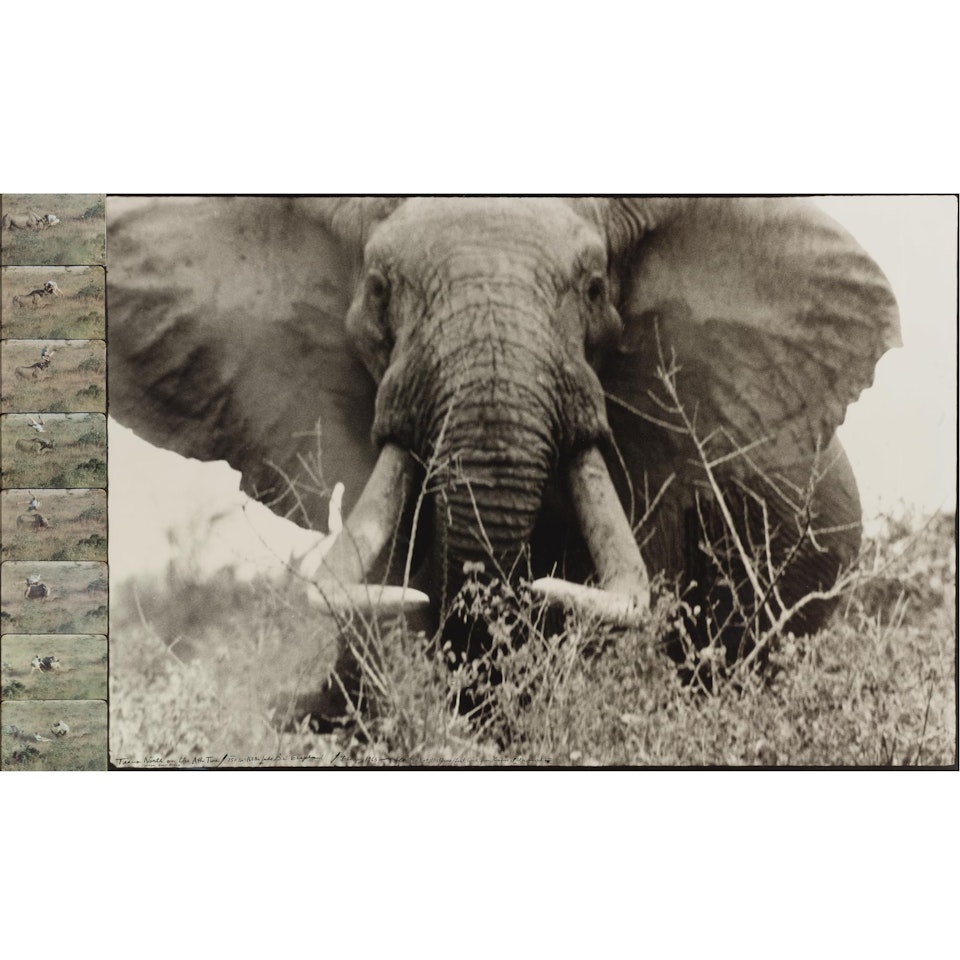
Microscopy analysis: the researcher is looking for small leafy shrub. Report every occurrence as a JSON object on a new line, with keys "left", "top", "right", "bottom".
{"left": 7, "top": 746, "right": 41, "bottom": 766}
{"left": 78, "top": 534, "right": 107, "bottom": 549}
{"left": 75, "top": 429, "right": 106, "bottom": 446}
{"left": 75, "top": 385, "right": 103, "bottom": 400}
{"left": 81, "top": 199, "right": 105, "bottom": 220}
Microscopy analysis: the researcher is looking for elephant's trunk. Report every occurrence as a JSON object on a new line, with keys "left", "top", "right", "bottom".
{"left": 368, "top": 289, "right": 568, "bottom": 594}
{"left": 436, "top": 436, "right": 651, "bottom": 625}
{"left": 318, "top": 287, "right": 651, "bottom": 625}
{"left": 431, "top": 419, "right": 557, "bottom": 603}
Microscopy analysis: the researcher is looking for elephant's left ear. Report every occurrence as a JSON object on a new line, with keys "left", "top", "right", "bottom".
{"left": 596, "top": 197, "right": 901, "bottom": 473}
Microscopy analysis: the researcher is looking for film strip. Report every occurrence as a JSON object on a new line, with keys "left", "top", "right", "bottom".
{"left": 1, "top": 195, "right": 108, "bottom": 770}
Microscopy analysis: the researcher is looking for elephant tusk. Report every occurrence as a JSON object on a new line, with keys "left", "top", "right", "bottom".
{"left": 567, "top": 445, "right": 651, "bottom": 612}
{"left": 310, "top": 442, "right": 429, "bottom": 615}
{"left": 316, "top": 442, "right": 416, "bottom": 585}
{"left": 307, "top": 581, "right": 432, "bottom": 616}
{"left": 530, "top": 577, "right": 647, "bottom": 628}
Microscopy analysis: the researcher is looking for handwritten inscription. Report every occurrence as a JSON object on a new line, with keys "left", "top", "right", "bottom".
{"left": 114, "top": 753, "right": 551, "bottom": 768}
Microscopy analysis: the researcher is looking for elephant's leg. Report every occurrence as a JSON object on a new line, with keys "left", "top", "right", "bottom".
{"left": 281, "top": 592, "right": 440, "bottom": 734}
{"left": 280, "top": 638, "right": 368, "bottom": 734}
{"left": 269, "top": 628, "right": 387, "bottom": 734}
{"left": 678, "top": 434, "right": 862, "bottom": 663}
{"left": 275, "top": 501, "right": 437, "bottom": 732}
{"left": 761, "top": 436, "right": 862, "bottom": 634}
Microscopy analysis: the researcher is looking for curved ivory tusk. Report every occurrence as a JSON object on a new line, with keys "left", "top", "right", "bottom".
{"left": 310, "top": 443, "right": 428, "bottom": 616}
{"left": 530, "top": 577, "right": 647, "bottom": 628}
{"left": 568, "top": 445, "right": 650, "bottom": 611}
{"left": 307, "top": 582, "right": 432, "bottom": 616}
{"left": 318, "top": 442, "right": 416, "bottom": 584}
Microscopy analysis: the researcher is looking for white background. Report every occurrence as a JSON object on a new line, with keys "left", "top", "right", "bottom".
{"left": 823, "top": 196, "right": 956, "bottom": 519}
{"left": 2, "top": 4, "right": 957, "bottom": 958}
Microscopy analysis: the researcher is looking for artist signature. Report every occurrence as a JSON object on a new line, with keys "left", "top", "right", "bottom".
{"left": 114, "top": 753, "right": 550, "bottom": 768}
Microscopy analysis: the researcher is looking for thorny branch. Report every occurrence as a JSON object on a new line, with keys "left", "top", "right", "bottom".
{"left": 640, "top": 321, "right": 888, "bottom": 680}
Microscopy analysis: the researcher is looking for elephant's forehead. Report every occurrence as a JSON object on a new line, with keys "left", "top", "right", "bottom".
{"left": 372, "top": 197, "right": 600, "bottom": 264}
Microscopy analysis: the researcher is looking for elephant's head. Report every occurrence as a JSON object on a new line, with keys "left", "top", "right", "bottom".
{"left": 107, "top": 196, "right": 900, "bottom": 659}
{"left": 335, "top": 198, "right": 652, "bottom": 610}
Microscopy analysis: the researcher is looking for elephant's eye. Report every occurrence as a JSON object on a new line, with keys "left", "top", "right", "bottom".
{"left": 366, "top": 269, "right": 390, "bottom": 305}
{"left": 585, "top": 273, "right": 607, "bottom": 306}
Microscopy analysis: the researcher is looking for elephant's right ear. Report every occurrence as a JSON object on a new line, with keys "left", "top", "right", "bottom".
{"left": 107, "top": 197, "right": 378, "bottom": 530}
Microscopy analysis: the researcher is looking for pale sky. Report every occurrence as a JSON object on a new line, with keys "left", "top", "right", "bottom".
{"left": 108, "top": 196, "right": 958, "bottom": 580}
{"left": 817, "top": 196, "right": 957, "bottom": 521}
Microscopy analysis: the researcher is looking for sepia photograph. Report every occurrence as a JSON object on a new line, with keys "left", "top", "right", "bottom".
{"left": 106, "top": 195, "right": 957, "bottom": 768}
{"left": 0, "top": 10, "right": 957, "bottom": 960}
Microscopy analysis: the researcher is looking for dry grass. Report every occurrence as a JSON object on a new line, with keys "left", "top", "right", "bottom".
{"left": 107, "top": 506, "right": 956, "bottom": 768}
{"left": 1, "top": 488, "right": 106, "bottom": 562}
{"left": 1, "top": 698, "right": 107, "bottom": 770}
{"left": 1, "top": 265, "right": 105, "bottom": 339}
{"left": 2, "top": 633, "right": 107, "bottom": 700}
{"left": 107, "top": 358, "right": 956, "bottom": 769}
{"left": 1, "top": 339, "right": 106, "bottom": 413}
{"left": 0, "top": 413, "right": 106, "bottom": 488}
{"left": 1, "top": 561, "right": 108, "bottom": 636}
{"left": 1, "top": 194, "right": 104, "bottom": 266}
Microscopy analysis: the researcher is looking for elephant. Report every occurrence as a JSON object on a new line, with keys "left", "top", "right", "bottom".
{"left": 106, "top": 196, "right": 900, "bottom": 723}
